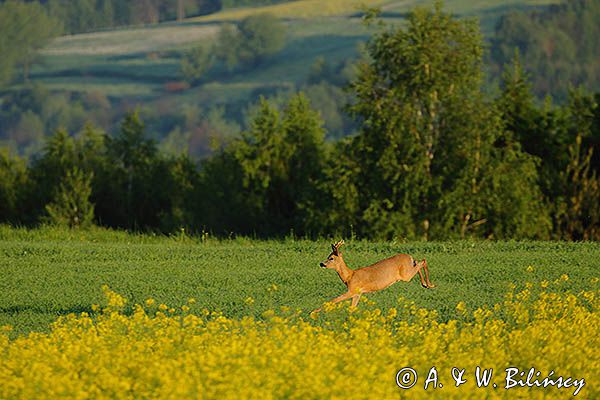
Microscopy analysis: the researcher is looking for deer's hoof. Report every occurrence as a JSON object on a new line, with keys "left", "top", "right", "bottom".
{"left": 427, "top": 284, "right": 437, "bottom": 289}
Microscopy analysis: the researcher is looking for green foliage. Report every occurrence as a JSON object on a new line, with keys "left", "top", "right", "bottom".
{"left": 555, "top": 90, "right": 600, "bottom": 240}
{"left": 215, "top": 13, "right": 286, "bottom": 69}
{"left": 0, "top": 1, "right": 598, "bottom": 241}
{"left": 490, "top": 0, "right": 600, "bottom": 100}
{"left": 221, "top": 0, "right": 290, "bottom": 7}
{"left": 305, "top": 137, "right": 361, "bottom": 237}
{"left": 0, "top": 1, "right": 61, "bottom": 85}
{"left": 0, "top": 148, "right": 27, "bottom": 222}
{"left": 105, "top": 111, "right": 167, "bottom": 229}
{"left": 200, "top": 93, "right": 325, "bottom": 235}
{"left": 44, "top": 167, "right": 95, "bottom": 228}
{"left": 180, "top": 45, "right": 214, "bottom": 84}
{"left": 214, "top": 24, "right": 242, "bottom": 69}
{"left": 348, "top": 2, "right": 549, "bottom": 240}
{"left": 46, "top": 0, "right": 223, "bottom": 33}
{"left": 158, "top": 154, "right": 201, "bottom": 232}
{"left": 496, "top": 54, "right": 600, "bottom": 240}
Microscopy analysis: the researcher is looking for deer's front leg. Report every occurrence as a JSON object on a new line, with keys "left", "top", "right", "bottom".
{"left": 312, "top": 291, "right": 354, "bottom": 313}
{"left": 422, "top": 260, "right": 436, "bottom": 288}
{"left": 351, "top": 293, "right": 362, "bottom": 307}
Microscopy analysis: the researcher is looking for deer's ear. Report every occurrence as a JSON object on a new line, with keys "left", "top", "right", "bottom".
{"left": 331, "top": 244, "right": 338, "bottom": 255}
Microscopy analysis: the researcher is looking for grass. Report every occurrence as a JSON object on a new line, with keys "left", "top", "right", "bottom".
{"left": 1, "top": 225, "right": 597, "bottom": 336}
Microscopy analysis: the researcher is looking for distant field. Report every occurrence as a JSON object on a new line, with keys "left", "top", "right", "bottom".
{"left": 26, "top": 0, "right": 563, "bottom": 112}
{"left": 192, "top": 0, "right": 389, "bottom": 21}
{"left": 1, "top": 226, "right": 597, "bottom": 336}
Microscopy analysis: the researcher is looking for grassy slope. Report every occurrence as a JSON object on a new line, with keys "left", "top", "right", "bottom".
{"left": 1, "top": 226, "right": 596, "bottom": 336}
{"left": 26, "top": 0, "right": 561, "bottom": 110}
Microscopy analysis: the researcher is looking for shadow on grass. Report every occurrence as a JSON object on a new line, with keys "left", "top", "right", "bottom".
{"left": 0, "top": 304, "right": 94, "bottom": 316}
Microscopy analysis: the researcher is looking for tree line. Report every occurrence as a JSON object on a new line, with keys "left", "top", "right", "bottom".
{"left": 1, "top": 4, "right": 599, "bottom": 240}
{"left": 0, "top": 0, "right": 295, "bottom": 36}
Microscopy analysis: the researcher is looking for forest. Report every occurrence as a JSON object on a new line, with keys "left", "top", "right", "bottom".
{"left": 0, "top": 1, "right": 599, "bottom": 240}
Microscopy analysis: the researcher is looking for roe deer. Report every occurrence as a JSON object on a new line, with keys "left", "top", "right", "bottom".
{"left": 312, "top": 240, "right": 435, "bottom": 313}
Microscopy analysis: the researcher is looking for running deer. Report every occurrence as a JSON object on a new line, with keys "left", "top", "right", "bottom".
{"left": 312, "top": 240, "right": 435, "bottom": 313}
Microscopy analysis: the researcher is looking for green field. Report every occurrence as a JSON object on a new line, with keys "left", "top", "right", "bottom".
{"left": 26, "top": 0, "right": 562, "bottom": 111}
{"left": 1, "top": 226, "right": 597, "bottom": 336}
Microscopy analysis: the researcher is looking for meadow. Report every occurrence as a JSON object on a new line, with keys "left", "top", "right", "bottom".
{"left": 1, "top": 225, "right": 597, "bottom": 335}
{"left": 0, "top": 226, "right": 598, "bottom": 398}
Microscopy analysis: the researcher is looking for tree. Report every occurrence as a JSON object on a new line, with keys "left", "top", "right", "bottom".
{"left": 280, "top": 93, "right": 326, "bottom": 233}
{"left": 215, "top": 13, "right": 286, "bottom": 69}
{"left": 180, "top": 45, "right": 214, "bottom": 84}
{"left": 45, "top": 167, "right": 95, "bottom": 228}
{"left": 490, "top": 0, "right": 600, "bottom": 100}
{"left": 0, "top": 1, "right": 61, "bottom": 85}
{"left": 177, "top": 0, "right": 185, "bottom": 20}
{"left": 198, "top": 94, "right": 326, "bottom": 236}
{"left": 131, "top": 0, "right": 160, "bottom": 24}
{"left": 555, "top": 90, "right": 600, "bottom": 240}
{"left": 159, "top": 154, "right": 201, "bottom": 232}
{"left": 215, "top": 24, "right": 241, "bottom": 69}
{"left": 237, "top": 13, "right": 285, "bottom": 64}
{"left": 105, "top": 111, "right": 170, "bottom": 229}
{"left": 348, "top": 2, "right": 549, "bottom": 240}
{"left": 0, "top": 148, "right": 27, "bottom": 223}
{"left": 304, "top": 137, "right": 361, "bottom": 237}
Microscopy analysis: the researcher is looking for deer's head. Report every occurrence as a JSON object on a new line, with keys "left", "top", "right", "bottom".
{"left": 319, "top": 240, "right": 345, "bottom": 269}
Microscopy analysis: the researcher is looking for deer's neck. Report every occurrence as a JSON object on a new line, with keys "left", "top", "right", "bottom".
{"left": 335, "top": 259, "right": 354, "bottom": 286}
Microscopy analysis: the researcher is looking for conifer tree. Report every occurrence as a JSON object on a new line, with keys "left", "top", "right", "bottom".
{"left": 45, "top": 168, "right": 95, "bottom": 228}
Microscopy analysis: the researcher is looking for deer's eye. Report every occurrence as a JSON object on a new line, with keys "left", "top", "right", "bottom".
{"left": 328, "top": 257, "right": 333, "bottom": 261}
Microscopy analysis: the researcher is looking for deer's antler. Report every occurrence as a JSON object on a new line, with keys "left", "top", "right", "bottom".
{"left": 331, "top": 239, "right": 345, "bottom": 254}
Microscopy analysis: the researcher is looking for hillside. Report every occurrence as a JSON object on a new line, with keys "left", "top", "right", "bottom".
{"left": 4, "top": 0, "right": 562, "bottom": 156}
{"left": 34, "top": 0, "right": 559, "bottom": 95}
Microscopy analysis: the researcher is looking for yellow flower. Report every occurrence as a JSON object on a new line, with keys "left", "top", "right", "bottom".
{"left": 0, "top": 286, "right": 597, "bottom": 399}
{"left": 526, "top": 265, "right": 534, "bottom": 272}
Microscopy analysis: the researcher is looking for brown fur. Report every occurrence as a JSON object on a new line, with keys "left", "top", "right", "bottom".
{"left": 312, "top": 240, "right": 435, "bottom": 313}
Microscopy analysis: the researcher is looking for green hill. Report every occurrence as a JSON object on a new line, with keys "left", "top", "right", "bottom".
{"left": 5, "top": 0, "right": 561, "bottom": 156}
{"left": 34, "top": 0, "right": 558, "bottom": 94}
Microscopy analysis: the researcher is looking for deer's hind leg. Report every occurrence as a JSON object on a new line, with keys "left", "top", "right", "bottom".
{"left": 417, "top": 269, "right": 429, "bottom": 288}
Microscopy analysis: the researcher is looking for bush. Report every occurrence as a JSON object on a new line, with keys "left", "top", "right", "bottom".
{"left": 180, "top": 45, "right": 214, "bottom": 84}
{"left": 215, "top": 13, "right": 286, "bottom": 69}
